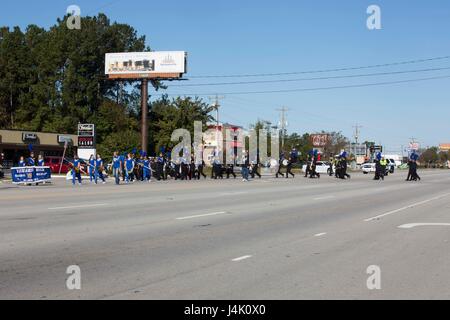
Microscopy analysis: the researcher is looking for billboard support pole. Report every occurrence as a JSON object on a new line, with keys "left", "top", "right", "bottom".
{"left": 141, "top": 79, "right": 149, "bottom": 154}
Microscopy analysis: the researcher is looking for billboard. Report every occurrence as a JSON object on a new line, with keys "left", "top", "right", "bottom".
{"left": 310, "top": 134, "right": 330, "bottom": 148}
{"left": 105, "top": 51, "right": 187, "bottom": 79}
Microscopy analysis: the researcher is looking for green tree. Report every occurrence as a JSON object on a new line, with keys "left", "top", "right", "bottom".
{"left": 148, "top": 96, "right": 214, "bottom": 154}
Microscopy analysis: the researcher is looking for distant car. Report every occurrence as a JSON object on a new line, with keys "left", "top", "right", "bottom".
{"left": 361, "top": 163, "right": 376, "bottom": 174}
{"left": 387, "top": 159, "right": 396, "bottom": 173}
{"left": 45, "top": 156, "right": 70, "bottom": 174}
{"left": 361, "top": 162, "right": 391, "bottom": 175}
{"left": 302, "top": 161, "right": 332, "bottom": 174}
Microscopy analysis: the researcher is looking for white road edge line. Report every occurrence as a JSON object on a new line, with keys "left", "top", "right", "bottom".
{"left": 398, "top": 223, "right": 450, "bottom": 229}
{"left": 314, "top": 196, "right": 335, "bottom": 201}
{"left": 314, "top": 232, "right": 327, "bottom": 237}
{"left": 48, "top": 203, "right": 107, "bottom": 210}
{"left": 232, "top": 255, "right": 252, "bottom": 262}
{"left": 176, "top": 211, "right": 227, "bottom": 220}
{"left": 220, "top": 192, "right": 249, "bottom": 196}
{"left": 364, "top": 192, "right": 450, "bottom": 222}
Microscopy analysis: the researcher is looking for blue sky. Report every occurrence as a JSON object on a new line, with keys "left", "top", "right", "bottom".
{"left": 2, "top": 0, "right": 450, "bottom": 152}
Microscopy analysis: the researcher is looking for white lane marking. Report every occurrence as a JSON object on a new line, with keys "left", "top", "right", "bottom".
{"left": 314, "top": 196, "right": 335, "bottom": 201}
{"left": 220, "top": 191, "right": 249, "bottom": 196}
{"left": 48, "top": 203, "right": 107, "bottom": 210}
{"left": 364, "top": 192, "right": 450, "bottom": 222}
{"left": 176, "top": 211, "right": 227, "bottom": 220}
{"left": 232, "top": 255, "right": 252, "bottom": 262}
{"left": 314, "top": 232, "right": 327, "bottom": 237}
{"left": 398, "top": 223, "right": 450, "bottom": 229}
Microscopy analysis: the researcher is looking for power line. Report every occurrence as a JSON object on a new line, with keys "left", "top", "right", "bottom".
{"left": 156, "top": 74, "right": 450, "bottom": 96}
{"left": 188, "top": 55, "right": 450, "bottom": 79}
{"left": 171, "top": 66, "right": 450, "bottom": 87}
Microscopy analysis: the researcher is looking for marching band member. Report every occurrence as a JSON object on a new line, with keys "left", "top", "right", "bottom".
{"left": 72, "top": 155, "right": 82, "bottom": 186}
{"left": 339, "top": 152, "right": 350, "bottom": 180}
{"left": 142, "top": 155, "right": 152, "bottom": 182}
{"left": 251, "top": 157, "right": 261, "bottom": 179}
{"left": 96, "top": 154, "right": 106, "bottom": 184}
{"left": 38, "top": 154, "right": 45, "bottom": 167}
{"left": 285, "top": 157, "right": 295, "bottom": 178}
{"left": 156, "top": 153, "right": 165, "bottom": 181}
{"left": 241, "top": 150, "right": 250, "bottom": 182}
{"left": 112, "top": 151, "right": 122, "bottom": 185}
{"left": 196, "top": 158, "right": 207, "bottom": 180}
{"left": 276, "top": 153, "right": 285, "bottom": 178}
{"left": 125, "top": 153, "right": 135, "bottom": 183}
{"left": 88, "top": 155, "right": 96, "bottom": 183}
{"left": 406, "top": 151, "right": 420, "bottom": 181}
{"left": 189, "top": 158, "right": 196, "bottom": 180}
{"left": 27, "top": 152, "right": 36, "bottom": 166}
{"left": 18, "top": 156, "right": 26, "bottom": 167}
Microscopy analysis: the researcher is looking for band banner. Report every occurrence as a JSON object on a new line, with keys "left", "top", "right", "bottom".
{"left": 35, "top": 166, "right": 52, "bottom": 183}
{"left": 11, "top": 167, "right": 52, "bottom": 184}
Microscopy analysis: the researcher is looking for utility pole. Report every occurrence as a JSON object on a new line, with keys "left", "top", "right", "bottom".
{"left": 276, "top": 107, "right": 289, "bottom": 149}
{"left": 352, "top": 124, "right": 363, "bottom": 157}
{"left": 209, "top": 95, "right": 225, "bottom": 151}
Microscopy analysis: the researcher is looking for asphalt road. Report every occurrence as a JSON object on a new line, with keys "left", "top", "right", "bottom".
{"left": 1, "top": 169, "right": 450, "bottom": 300}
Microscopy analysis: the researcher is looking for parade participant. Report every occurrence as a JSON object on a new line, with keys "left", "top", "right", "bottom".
{"left": 112, "top": 151, "right": 122, "bottom": 185}
{"left": 286, "top": 157, "right": 295, "bottom": 178}
{"left": 137, "top": 155, "right": 145, "bottom": 181}
{"left": 156, "top": 153, "right": 165, "bottom": 181}
{"left": 251, "top": 158, "right": 262, "bottom": 179}
{"left": 308, "top": 151, "right": 320, "bottom": 179}
{"left": 27, "top": 152, "right": 36, "bottom": 166}
{"left": 374, "top": 152, "right": 382, "bottom": 180}
{"left": 276, "top": 153, "right": 285, "bottom": 178}
{"left": 96, "top": 154, "right": 106, "bottom": 184}
{"left": 304, "top": 153, "right": 312, "bottom": 178}
{"left": 213, "top": 157, "right": 223, "bottom": 179}
{"left": 38, "top": 154, "right": 45, "bottom": 167}
{"left": 329, "top": 155, "right": 335, "bottom": 177}
{"left": 72, "top": 155, "right": 82, "bottom": 186}
{"left": 290, "top": 148, "right": 299, "bottom": 163}
{"left": 18, "top": 156, "right": 26, "bottom": 167}
{"left": 88, "top": 154, "right": 96, "bottom": 183}
{"left": 226, "top": 163, "right": 237, "bottom": 179}
{"left": 125, "top": 153, "right": 135, "bottom": 183}
{"left": 197, "top": 159, "right": 207, "bottom": 180}
{"left": 142, "top": 156, "right": 152, "bottom": 182}
{"left": 339, "top": 152, "right": 351, "bottom": 180}
{"left": 174, "top": 159, "right": 181, "bottom": 180}
{"left": 411, "top": 158, "right": 421, "bottom": 181}
{"left": 241, "top": 151, "right": 250, "bottom": 182}
{"left": 189, "top": 159, "right": 196, "bottom": 180}
{"left": 406, "top": 152, "right": 421, "bottom": 181}
{"left": 181, "top": 157, "right": 190, "bottom": 180}
{"left": 119, "top": 153, "right": 126, "bottom": 182}
{"left": 380, "top": 157, "right": 388, "bottom": 180}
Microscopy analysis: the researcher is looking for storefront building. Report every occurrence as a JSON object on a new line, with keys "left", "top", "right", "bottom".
{"left": 0, "top": 129, "right": 78, "bottom": 167}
